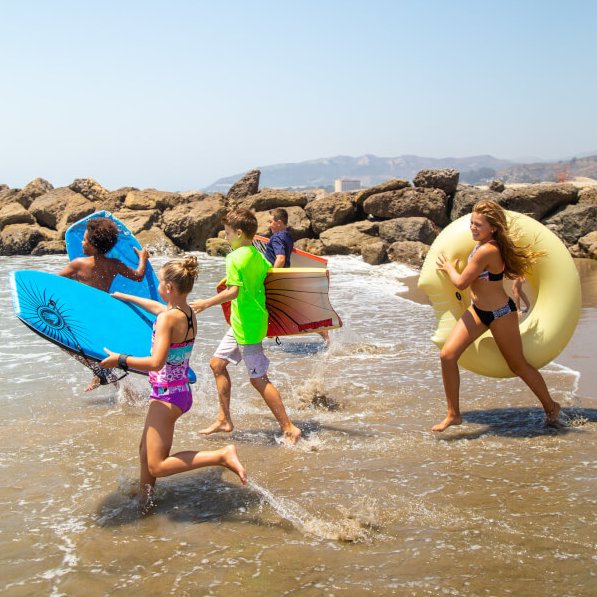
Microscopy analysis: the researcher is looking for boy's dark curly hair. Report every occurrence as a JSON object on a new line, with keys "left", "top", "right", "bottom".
{"left": 86, "top": 218, "right": 119, "bottom": 254}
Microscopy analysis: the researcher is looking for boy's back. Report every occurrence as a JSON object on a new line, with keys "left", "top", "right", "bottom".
{"left": 226, "top": 245, "right": 270, "bottom": 344}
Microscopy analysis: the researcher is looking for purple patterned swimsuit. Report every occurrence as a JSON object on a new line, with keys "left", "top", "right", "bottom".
{"left": 149, "top": 307, "right": 195, "bottom": 414}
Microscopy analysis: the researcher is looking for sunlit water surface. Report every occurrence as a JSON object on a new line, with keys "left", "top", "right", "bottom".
{"left": 1, "top": 254, "right": 595, "bottom": 596}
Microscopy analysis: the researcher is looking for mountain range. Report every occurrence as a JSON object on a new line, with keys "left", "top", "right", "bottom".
{"left": 204, "top": 153, "right": 597, "bottom": 192}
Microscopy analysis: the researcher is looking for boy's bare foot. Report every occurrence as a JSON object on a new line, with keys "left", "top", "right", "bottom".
{"left": 221, "top": 445, "right": 247, "bottom": 485}
{"left": 281, "top": 424, "right": 302, "bottom": 445}
{"left": 545, "top": 401, "right": 564, "bottom": 428}
{"left": 85, "top": 376, "right": 102, "bottom": 392}
{"left": 432, "top": 414, "right": 462, "bottom": 432}
{"left": 199, "top": 419, "right": 234, "bottom": 435}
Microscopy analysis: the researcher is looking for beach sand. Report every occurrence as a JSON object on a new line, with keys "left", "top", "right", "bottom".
{"left": 400, "top": 258, "right": 597, "bottom": 399}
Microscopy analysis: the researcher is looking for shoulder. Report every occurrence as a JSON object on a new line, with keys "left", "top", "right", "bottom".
{"left": 474, "top": 242, "right": 500, "bottom": 258}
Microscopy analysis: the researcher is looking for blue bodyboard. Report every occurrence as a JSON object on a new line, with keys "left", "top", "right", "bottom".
{"left": 65, "top": 210, "right": 162, "bottom": 301}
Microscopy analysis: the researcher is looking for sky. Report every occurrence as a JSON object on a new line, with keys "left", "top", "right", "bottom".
{"left": 1, "top": 0, "right": 596, "bottom": 191}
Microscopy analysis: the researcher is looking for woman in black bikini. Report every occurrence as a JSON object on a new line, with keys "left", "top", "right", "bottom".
{"left": 432, "top": 199, "right": 562, "bottom": 432}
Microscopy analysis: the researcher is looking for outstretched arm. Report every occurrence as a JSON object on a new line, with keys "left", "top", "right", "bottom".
{"left": 111, "top": 291, "right": 166, "bottom": 315}
{"left": 190, "top": 285, "right": 239, "bottom": 313}
{"left": 115, "top": 247, "right": 149, "bottom": 282}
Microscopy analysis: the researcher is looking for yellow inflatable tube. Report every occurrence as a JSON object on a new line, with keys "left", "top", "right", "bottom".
{"left": 418, "top": 211, "right": 581, "bottom": 378}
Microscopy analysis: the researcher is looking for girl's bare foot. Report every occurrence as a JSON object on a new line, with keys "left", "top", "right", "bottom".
{"left": 432, "top": 414, "right": 462, "bottom": 432}
{"left": 199, "top": 419, "right": 233, "bottom": 435}
{"left": 84, "top": 376, "right": 101, "bottom": 392}
{"left": 221, "top": 445, "right": 247, "bottom": 485}
{"left": 545, "top": 401, "right": 563, "bottom": 428}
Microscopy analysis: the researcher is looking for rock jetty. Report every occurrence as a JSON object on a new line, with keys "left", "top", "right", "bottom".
{"left": 1, "top": 169, "right": 596, "bottom": 263}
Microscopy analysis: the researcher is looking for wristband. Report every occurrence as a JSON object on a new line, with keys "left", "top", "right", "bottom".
{"left": 118, "top": 354, "right": 129, "bottom": 371}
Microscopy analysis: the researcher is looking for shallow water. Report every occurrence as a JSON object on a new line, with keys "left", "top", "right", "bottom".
{"left": 1, "top": 254, "right": 595, "bottom": 596}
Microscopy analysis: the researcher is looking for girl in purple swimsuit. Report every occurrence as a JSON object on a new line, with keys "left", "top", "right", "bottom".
{"left": 101, "top": 256, "right": 247, "bottom": 508}
{"left": 433, "top": 200, "right": 562, "bottom": 432}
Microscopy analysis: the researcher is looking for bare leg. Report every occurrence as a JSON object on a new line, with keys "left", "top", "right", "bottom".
{"left": 432, "top": 309, "right": 488, "bottom": 432}
{"left": 200, "top": 357, "right": 234, "bottom": 435}
{"left": 143, "top": 400, "right": 247, "bottom": 485}
{"left": 489, "top": 313, "right": 561, "bottom": 426}
{"left": 250, "top": 375, "right": 301, "bottom": 444}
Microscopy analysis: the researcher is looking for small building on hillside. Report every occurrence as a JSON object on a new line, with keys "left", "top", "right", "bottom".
{"left": 334, "top": 178, "right": 361, "bottom": 192}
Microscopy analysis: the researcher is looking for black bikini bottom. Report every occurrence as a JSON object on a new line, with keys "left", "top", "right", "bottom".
{"left": 472, "top": 297, "right": 517, "bottom": 327}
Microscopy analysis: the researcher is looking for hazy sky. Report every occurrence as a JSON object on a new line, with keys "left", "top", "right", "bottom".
{"left": 1, "top": 0, "right": 595, "bottom": 191}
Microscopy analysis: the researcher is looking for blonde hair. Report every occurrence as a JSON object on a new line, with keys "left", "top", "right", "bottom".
{"left": 473, "top": 200, "right": 544, "bottom": 278}
{"left": 161, "top": 255, "right": 199, "bottom": 294}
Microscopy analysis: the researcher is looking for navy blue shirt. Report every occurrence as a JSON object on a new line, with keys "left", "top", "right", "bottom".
{"left": 264, "top": 230, "right": 293, "bottom": 267}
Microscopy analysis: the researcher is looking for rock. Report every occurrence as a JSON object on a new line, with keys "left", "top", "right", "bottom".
{"left": 387, "top": 240, "right": 430, "bottom": 268}
{"left": 31, "top": 240, "right": 66, "bottom": 255}
{"left": 162, "top": 195, "right": 227, "bottom": 251}
{"left": 413, "top": 168, "right": 459, "bottom": 197}
{"left": 28, "top": 188, "right": 95, "bottom": 231}
{"left": 354, "top": 178, "right": 410, "bottom": 206}
{"left": 255, "top": 206, "right": 311, "bottom": 239}
{"left": 240, "top": 188, "right": 309, "bottom": 211}
{"left": 112, "top": 209, "right": 160, "bottom": 235}
{"left": 378, "top": 216, "right": 440, "bottom": 245}
{"left": 0, "top": 184, "right": 8, "bottom": 191}
{"left": 578, "top": 186, "right": 597, "bottom": 205}
{"left": 100, "top": 187, "right": 136, "bottom": 213}
{"left": 304, "top": 193, "right": 356, "bottom": 235}
{"left": 489, "top": 179, "right": 505, "bottom": 192}
{"left": 124, "top": 189, "right": 181, "bottom": 211}
{"left": 319, "top": 220, "right": 379, "bottom": 255}
{"left": 500, "top": 183, "right": 578, "bottom": 220}
{"left": 363, "top": 187, "right": 449, "bottom": 227}
{"left": 450, "top": 186, "right": 504, "bottom": 220}
{"left": 20, "top": 178, "right": 54, "bottom": 205}
{"left": 0, "top": 223, "right": 55, "bottom": 255}
{"left": 294, "top": 238, "right": 325, "bottom": 255}
{"left": 227, "top": 170, "right": 261, "bottom": 203}
{"left": 577, "top": 231, "right": 597, "bottom": 259}
{"left": 69, "top": 178, "right": 109, "bottom": 202}
{"left": 0, "top": 188, "right": 21, "bottom": 208}
{"left": 136, "top": 226, "right": 181, "bottom": 256}
{"left": 205, "top": 237, "right": 231, "bottom": 257}
{"left": 361, "top": 240, "right": 388, "bottom": 265}
{"left": 543, "top": 204, "right": 597, "bottom": 245}
{"left": 0, "top": 202, "right": 35, "bottom": 230}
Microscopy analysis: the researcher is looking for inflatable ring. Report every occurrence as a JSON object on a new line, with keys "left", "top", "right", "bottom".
{"left": 418, "top": 210, "right": 581, "bottom": 378}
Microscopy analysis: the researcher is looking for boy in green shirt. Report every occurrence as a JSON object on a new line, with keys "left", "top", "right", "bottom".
{"left": 191, "top": 209, "right": 301, "bottom": 445}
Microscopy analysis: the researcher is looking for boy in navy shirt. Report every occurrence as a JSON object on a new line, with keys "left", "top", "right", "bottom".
{"left": 264, "top": 208, "right": 293, "bottom": 268}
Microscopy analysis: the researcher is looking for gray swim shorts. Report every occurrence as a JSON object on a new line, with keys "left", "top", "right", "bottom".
{"left": 213, "top": 329, "right": 270, "bottom": 379}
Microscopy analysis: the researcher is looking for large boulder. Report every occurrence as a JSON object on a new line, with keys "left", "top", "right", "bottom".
{"left": 240, "top": 188, "right": 309, "bottom": 211}
{"left": 361, "top": 240, "right": 388, "bottom": 265}
{"left": 0, "top": 188, "right": 21, "bottom": 208}
{"left": 304, "top": 192, "right": 356, "bottom": 235}
{"left": 136, "top": 226, "right": 181, "bottom": 256}
{"left": 124, "top": 189, "right": 181, "bottom": 211}
{"left": 227, "top": 169, "right": 261, "bottom": 203}
{"left": 543, "top": 204, "right": 597, "bottom": 245}
{"left": 578, "top": 186, "right": 597, "bottom": 205}
{"left": 378, "top": 216, "right": 440, "bottom": 245}
{"left": 69, "top": 178, "right": 110, "bottom": 203}
{"left": 162, "top": 195, "right": 227, "bottom": 251}
{"left": 363, "top": 187, "right": 449, "bottom": 227}
{"left": 450, "top": 186, "right": 503, "bottom": 220}
{"left": 255, "top": 206, "right": 311, "bottom": 239}
{"left": 500, "top": 183, "right": 578, "bottom": 220}
{"left": 294, "top": 238, "right": 325, "bottom": 255}
{"left": 0, "top": 223, "right": 55, "bottom": 255}
{"left": 28, "top": 187, "right": 97, "bottom": 233}
{"left": 205, "top": 237, "right": 231, "bottom": 257}
{"left": 387, "top": 240, "right": 430, "bottom": 268}
{"left": 413, "top": 168, "right": 459, "bottom": 197}
{"left": 319, "top": 220, "right": 379, "bottom": 255}
{"left": 31, "top": 240, "right": 67, "bottom": 255}
{"left": 0, "top": 202, "right": 35, "bottom": 230}
{"left": 19, "top": 178, "right": 54, "bottom": 207}
{"left": 112, "top": 209, "right": 160, "bottom": 235}
{"left": 354, "top": 178, "right": 410, "bottom": 207}
{"left": 576, "top": 231, "right": 597, "bottom": 259}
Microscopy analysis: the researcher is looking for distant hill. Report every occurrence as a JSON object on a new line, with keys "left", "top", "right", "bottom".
{"left": 203, "top": 154, "right": 518, "bottom": 192}
{"left": 497, "top": 154, "right": 597, "bottom": 183}
{"left": 204, "top": 153, "right": 597, "bottom": 192}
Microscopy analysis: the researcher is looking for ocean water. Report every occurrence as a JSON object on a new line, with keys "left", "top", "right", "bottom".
{"left": 1, "top": 253, "right": 595, "bottom": 596}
